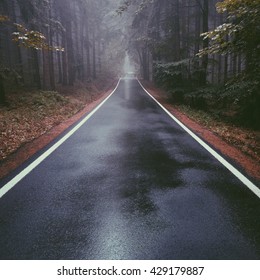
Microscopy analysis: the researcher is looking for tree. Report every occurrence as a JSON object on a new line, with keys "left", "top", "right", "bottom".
{"left": 0, "top": 7, "right": 63, "bottom": 103}
{"left": 1, "top": 0, "right": 124, "bottom": 105}
{"left": 201, "top": 0, "right": 209, "bottom": 84}
{"left": 199, "top": 0, "right": 260, "bottom": 76}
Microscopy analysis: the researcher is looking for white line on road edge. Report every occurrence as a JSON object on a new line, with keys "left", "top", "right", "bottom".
{"left": 138, "top": 80, "right": 260, "bottom": 199}
{"left": 0, "top": 80, "right": 121, "bottom": 199}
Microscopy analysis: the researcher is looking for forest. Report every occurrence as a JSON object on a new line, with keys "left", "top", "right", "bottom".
{"left": 119, "top": 0, "right": 260, "bottom": 128}
{"left": 0, "top": 0, "right": 259, "bottom": 161}
{"left": 1, "top": 0, "right": 260, "bottom": 265}
{"left": 0, "top": 0, "right": 129, "bottom": 100}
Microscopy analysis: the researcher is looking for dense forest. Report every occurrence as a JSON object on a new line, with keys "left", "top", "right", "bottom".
{"left": 0, "top": 0, "right": 129, "bottom": 104}
{"left": 0, "top": 0, "right": 260, "bottom": 127}
{"left": 119, "top": 0, "right": 260, "bottom": 127}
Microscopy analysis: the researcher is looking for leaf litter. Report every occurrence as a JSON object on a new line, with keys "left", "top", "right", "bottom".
{"left": 0, "top": 90, "right": 85, "bottom": 160}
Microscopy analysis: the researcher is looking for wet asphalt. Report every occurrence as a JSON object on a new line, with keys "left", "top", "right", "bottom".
{"left": 0, "top": 79, "right": 260, "bottom": 260}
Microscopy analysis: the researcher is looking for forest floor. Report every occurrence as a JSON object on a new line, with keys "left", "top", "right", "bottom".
{"left": 0, "top": 79, "right": 116, "bottom": 179}
{"left": 141, "top": 81, "right": 260, "bottom": 181}
{"left": 0, "top": 79, "right": 260, "bottom": 182}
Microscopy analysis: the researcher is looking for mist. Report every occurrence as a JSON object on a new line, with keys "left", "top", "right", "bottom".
{"left": 1, "top": 0, "right": 259, "bottom": 127}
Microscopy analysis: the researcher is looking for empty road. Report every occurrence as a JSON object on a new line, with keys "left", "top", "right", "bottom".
{"left": 0, "top": 78, "right": 260, "bottom": 259}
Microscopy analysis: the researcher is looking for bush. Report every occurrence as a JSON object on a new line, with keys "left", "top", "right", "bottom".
{"left": 153, "top": 60, "right": 193, "bottom": 89}
{"left": 184, "top": 87, "right": 218, "bottom": 110}
{"left": 154, "top": 59, "right": 260, "bottom": 128}
{"left": 167, "top": 87, "right": 188, "bottom": 103}
{"left": 219, "top": 77, "right": 260, "bottom": 128}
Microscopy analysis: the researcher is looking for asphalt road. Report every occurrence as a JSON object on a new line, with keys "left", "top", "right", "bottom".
{"left": 0, "top": 79, "right": 259, "bottom": 260}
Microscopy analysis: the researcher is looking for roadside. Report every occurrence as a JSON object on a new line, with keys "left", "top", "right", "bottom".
{"left": 141, "top": 80, "right": 260, "bottom": 182}
{"left": 0, "top": 80, "right": 117, "bottom": 179}
{"left": 1, "top": 79, "right": 259, "bottom": 183}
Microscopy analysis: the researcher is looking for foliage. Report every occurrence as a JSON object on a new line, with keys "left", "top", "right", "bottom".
{"left": 0, "top": 14, "right": 64, "bottom": 51}
{"left": 153, "top": 58, "right": 207, "bottom": 90}
{"left": 170, "top": 74, "right": 260, "bottom": 128}
{"left": 219, "top": 75, "right": 260, "bottom": 127}
{"left": 198, "top": 0, "right": 260, "bottom": 72}
{"left": 0, "top": 65, "right": 21, "bottom": 82}
{"left": 12, "top": 24, "right": 64, "bottom": 51}
{"left": 0, "top": 15, "right": 9, "bottom": 22}
{"left": 220, "top": 77, "right": 259, "bottom": 105}
{"left": 154, "top": 61, "right": 185, "bottom": 89}
{"left": 0, "top": 65, "right": 22, "bottom": 97}
{"left": 117, "top": 0, "right": 153, "bottom": 15}
{"left": 196, "top": 0, "right": 260, "bottom": 128}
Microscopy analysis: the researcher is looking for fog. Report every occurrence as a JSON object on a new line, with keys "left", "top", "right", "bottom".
{"left": 1, "top": 0, "right": 256, "bottom": 107}
{"left": 123, "top": 53, "right": 135, "bottom": 75}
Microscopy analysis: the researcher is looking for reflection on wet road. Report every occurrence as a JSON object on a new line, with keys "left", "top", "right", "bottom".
{"left": 0, "top": 79, "right": 259, "bottom": 259}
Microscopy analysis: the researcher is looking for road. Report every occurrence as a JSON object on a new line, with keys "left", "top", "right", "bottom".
{"left": 0, "top": 78, "right": 259, "bottom": 260}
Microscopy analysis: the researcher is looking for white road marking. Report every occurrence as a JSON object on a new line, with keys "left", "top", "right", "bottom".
{"left": 0, "top": 80, "right": 121, "bottom": 199}
{"left": 138, "top": 80, "right": 260, "bottom": 199}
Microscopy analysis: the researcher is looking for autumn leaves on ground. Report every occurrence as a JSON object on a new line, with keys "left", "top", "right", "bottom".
{"left": 0, "top": 90, "right": 83, "bottom": 160}
{"left": 0, "top": 80, "right": 115, "bottom": 178}
{"left": 0, "top": 80, "right": 260, "bottom": 181}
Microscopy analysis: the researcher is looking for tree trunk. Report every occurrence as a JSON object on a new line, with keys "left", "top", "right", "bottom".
{"left": 42, "top": 49, "right": 51, "bottom": 90}
{"left": 201, "top": 0, "right": 209, "bottom": 84}
{"left": 56, "top": 34, "right": 63, "bottom": 84}
{"left": 32, "top": 49, "right": 41, "bottom": 89}
{"left": 86, "top": 23, "right": 91, "bottom": 80}
{"left": 224, "top": 53, "right": 228, "bottom": 82}
{"left": 232, "top": 53, "right": 237, "bottom": 75}
{"left": 0, "top": 77, "right": 6, "bottom": 105}
{"left": 48, "top": 5, "right": 56, "bottom": 91}
{"left": 218, "top": 54, "right": 222, "bottom": 83}
{"left": 173, "top": 0, "right": 181, "bottom": 61}
{"left": 66, "top": 20, "right": 75, "bottom": 86}
{"left": 98, "top": 37, "right": 102, "bottom": 75}
{"left": 194, "top": 3, "right": 201, "bottom": 57}
{"left": 62, "top": 32, "right": 68, "bottom": 85}
{"left": 237, "top": 53, "right": 242, "bottom": 74}
{"left": 92, "top": 30, "right": 96, "bottom": 79}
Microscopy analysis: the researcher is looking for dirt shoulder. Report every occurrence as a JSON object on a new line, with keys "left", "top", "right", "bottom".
{"left": 141, "top": 81, "right": 260, "bottom": 182}
{"left": 1, "top": 79, "right": 259, "bottom": 184}
{"left": 0, "top": 81, "right": 117, "bottom": 179}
